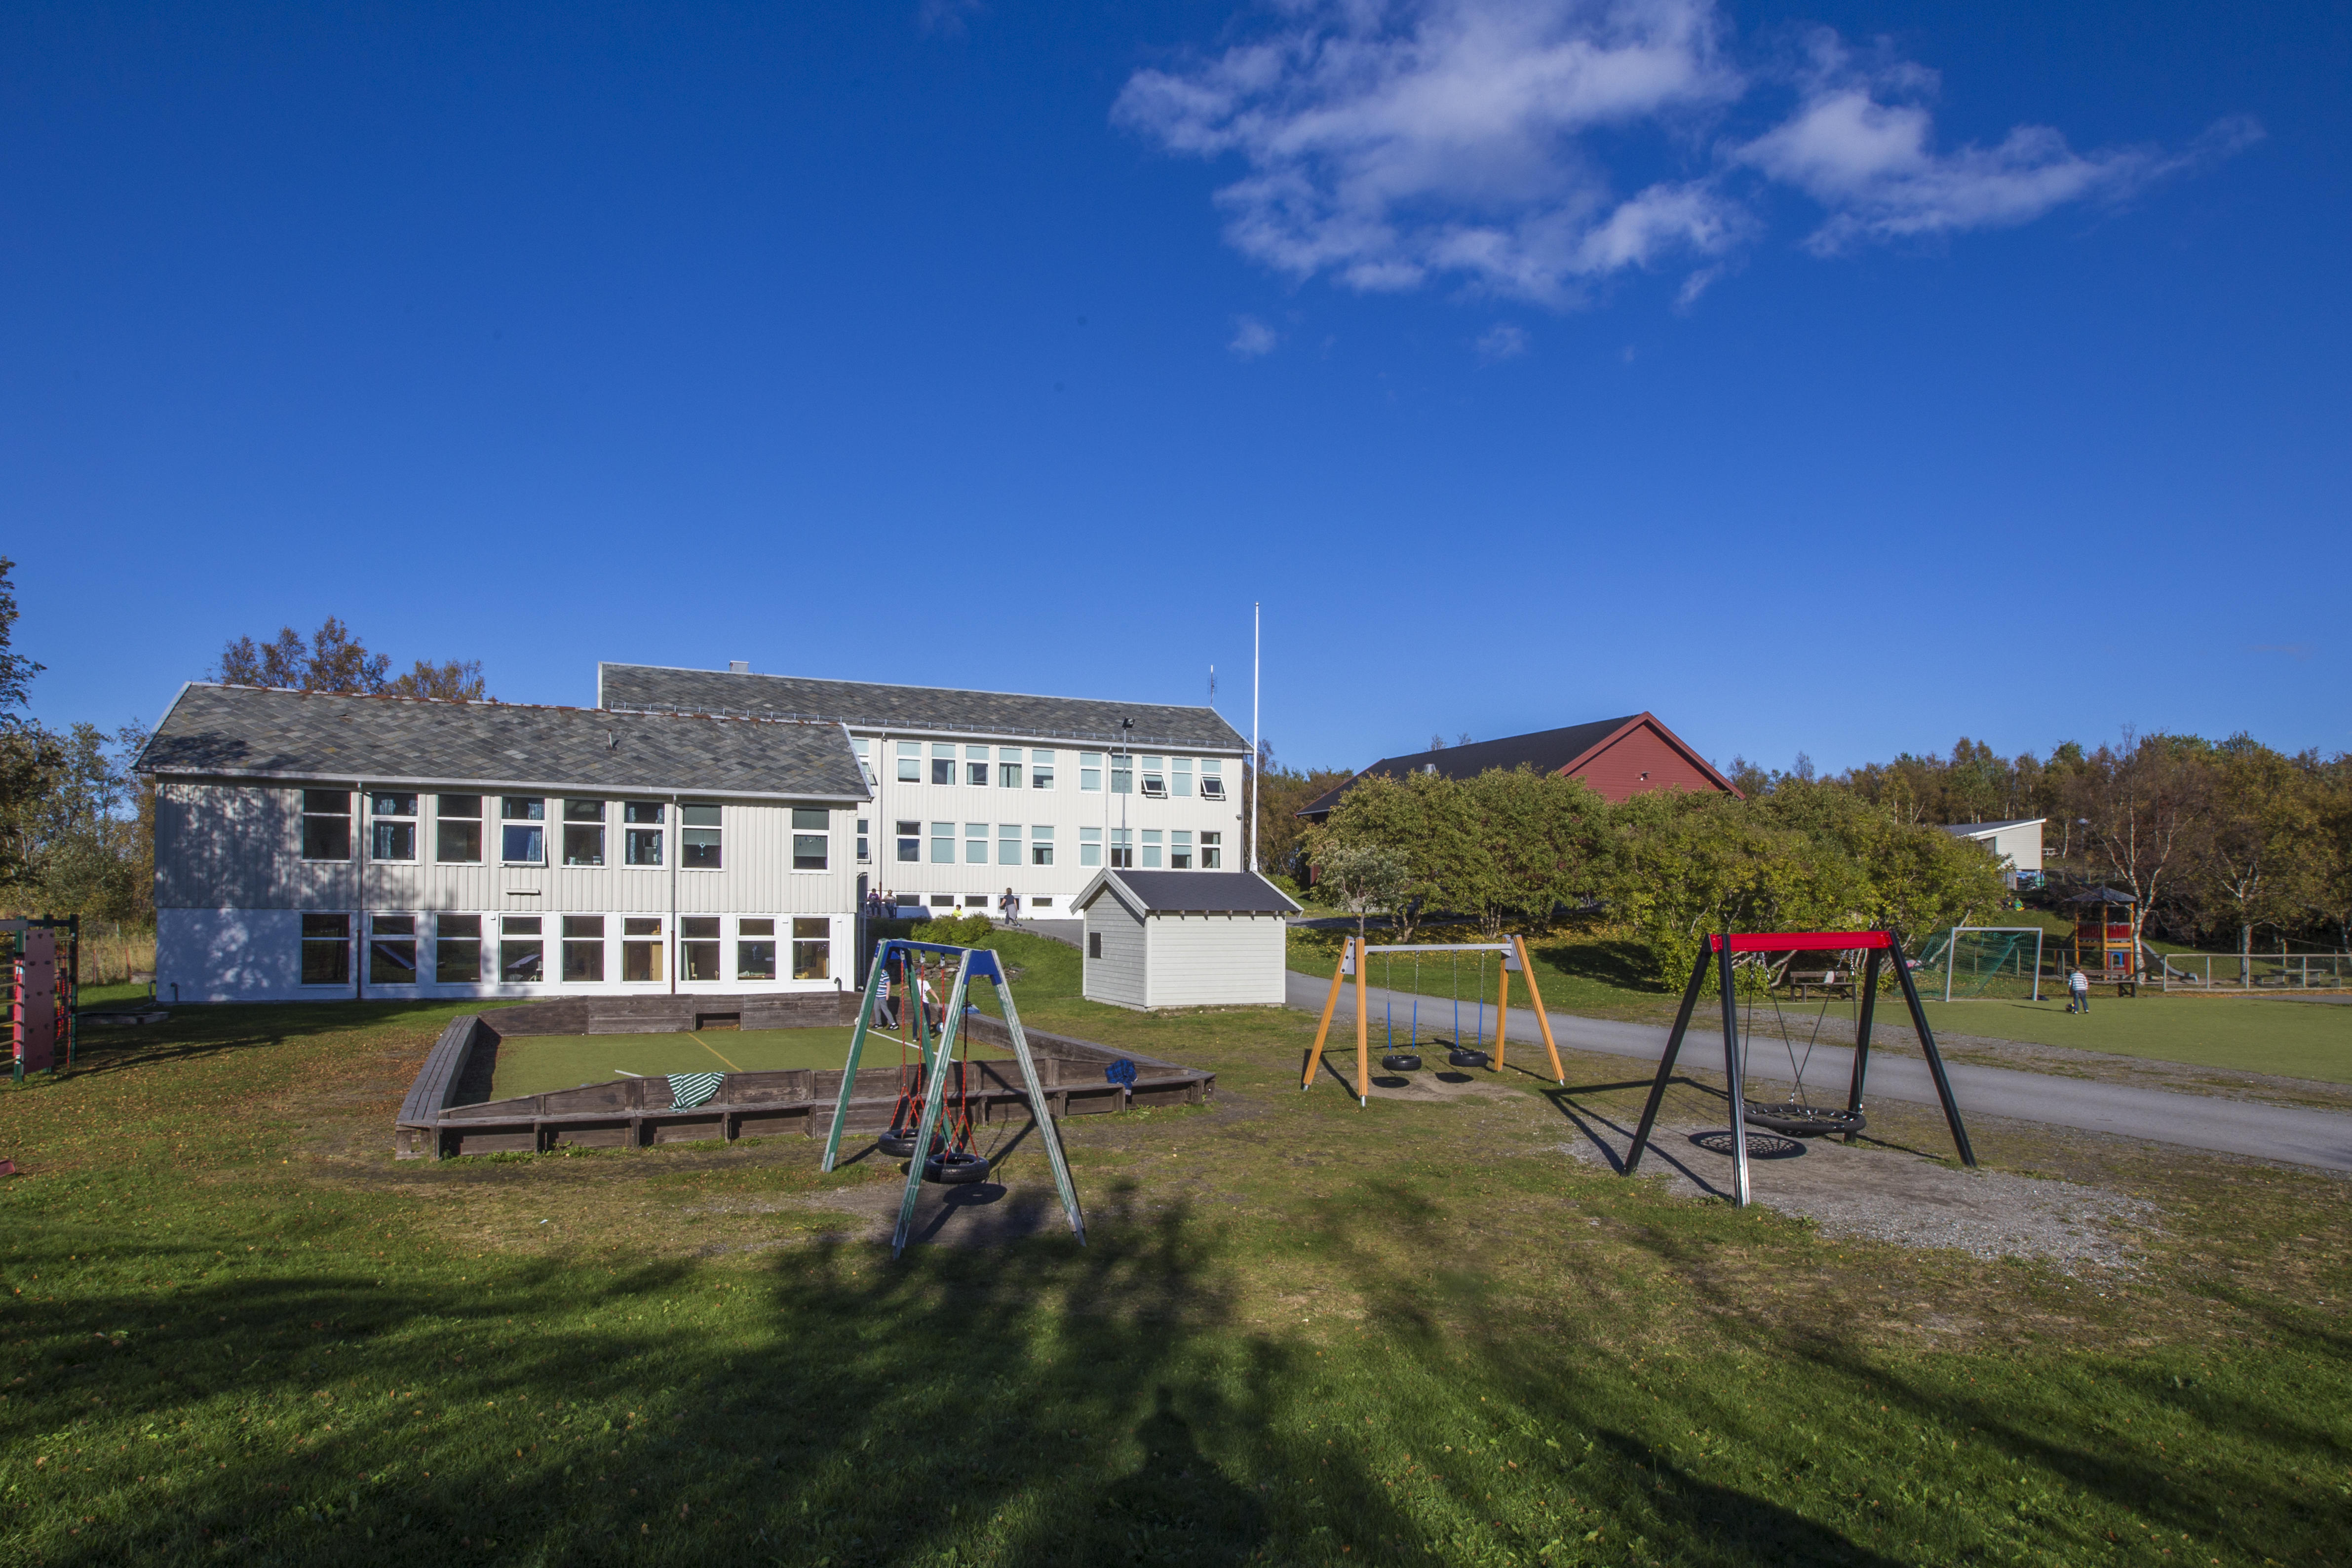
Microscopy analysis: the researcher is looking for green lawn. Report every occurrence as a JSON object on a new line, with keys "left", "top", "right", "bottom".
{"left": 483, "top": 1027, "right": 1010, "bottom": 1100}
{"left": 1, "top": 930, "right": 2346, "bottom": 1565}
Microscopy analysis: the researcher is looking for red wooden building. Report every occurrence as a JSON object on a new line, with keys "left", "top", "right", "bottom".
{"left": 1298, "top": 713, "right": 1739, "bottom": 822}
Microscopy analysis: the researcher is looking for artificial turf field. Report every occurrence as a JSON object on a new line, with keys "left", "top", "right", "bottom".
{"left": 483, "top": 1027, "right": 1011, "bottom": 1100}
{"left": 3, "top": 935, "right": 2349, "bottom": 1566}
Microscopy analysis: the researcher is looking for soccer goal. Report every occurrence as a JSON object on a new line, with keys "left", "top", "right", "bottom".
{"left": 1912, "top": 926, "right": 2046, "bottom": 1002}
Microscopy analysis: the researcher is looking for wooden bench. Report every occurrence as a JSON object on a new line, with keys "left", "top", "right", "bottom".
{"left": 1777, "top": 971, "right": 1856, "bottom": 1000}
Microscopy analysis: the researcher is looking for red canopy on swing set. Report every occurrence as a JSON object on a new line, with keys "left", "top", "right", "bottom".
{"left": 1705, "top": 930, "right": 1895, "bottom": 953}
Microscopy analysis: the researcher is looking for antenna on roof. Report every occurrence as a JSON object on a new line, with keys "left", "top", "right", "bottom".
{"left": 1208, "top": 664, "right": 1216, "bottom": 707}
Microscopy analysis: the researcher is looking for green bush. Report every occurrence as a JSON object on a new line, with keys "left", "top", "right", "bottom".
{"left": 910, "top": 912, "right": 996, "bottom": 947}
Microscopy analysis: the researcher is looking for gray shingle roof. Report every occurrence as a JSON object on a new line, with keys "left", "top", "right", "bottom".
{"left": 135, "top": 685, "right": 870, "bottom": 801}
{"left": 1079, "top": 869, "right": 1301, "bottom": 916}
{"left": 598, "top": 663, "right": 1248, "bottom": 752}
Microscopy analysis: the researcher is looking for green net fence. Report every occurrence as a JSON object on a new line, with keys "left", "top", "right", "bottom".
{"left": 1911, "top": 927, "right": 2046, "bottom": 1000}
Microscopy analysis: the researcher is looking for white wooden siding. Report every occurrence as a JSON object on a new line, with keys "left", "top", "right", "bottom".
{"left": 1144, "top": 914, "right": 1288, "bottom": 1008}
{"left": 1082, "top": 893, "right": 1149, "bottom": 1009}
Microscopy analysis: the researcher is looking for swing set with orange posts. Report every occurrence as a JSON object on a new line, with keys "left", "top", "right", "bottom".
{"left": 1302, "top": 933, "right": 1564, "bottom": 1105}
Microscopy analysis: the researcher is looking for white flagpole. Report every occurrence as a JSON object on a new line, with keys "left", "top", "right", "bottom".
{"left": 1250, "top": 601, "right": 1260, "bottom": 875}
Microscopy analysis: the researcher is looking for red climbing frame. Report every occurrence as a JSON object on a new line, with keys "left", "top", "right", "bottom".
{"left": 1621, "top": 926, "right": 1975, "bottom": 1207}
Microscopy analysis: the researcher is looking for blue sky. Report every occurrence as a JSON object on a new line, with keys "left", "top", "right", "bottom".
{"left": 4, "top": 1, "right": 2344, "bottom": 776}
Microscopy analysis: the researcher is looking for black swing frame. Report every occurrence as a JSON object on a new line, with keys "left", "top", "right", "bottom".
{"left": 1622, "top": 927, "right": 1976, "bottom": 1207}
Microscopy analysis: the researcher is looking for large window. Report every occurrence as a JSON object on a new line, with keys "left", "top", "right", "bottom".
{"left": 1111, "top": 755, "right": 1133, "bottom": 795}
{"left": 622, "top": 917, "right": 663, "bottom": 982}
{"left": 1140, "top": 757, "right": 1167, "bottom": 799}
{"left": 300, "top": 913, "right": 349, "bottom": 984}
{"left": 681, "top": 917, "right": 721, "bottom": 981}
{"left": 501, "top": 798, "right": 546, "bottom": 865}
{"left": 1142, "top": 829, "right": 1163, "bottom": 868}
{"left": 792, "top": 918, "right": 830, "bottom": 981}
{"left": 301, "top": 791, "right": 350, "bottom": 862}
{"left": 897, "top": 741, "right": 921, "bottom": 783}
{"left": 435, "top": 914, "right": 482, "bottom": 983}
{"left": 855, "top": 818, "right": 870, "bottom": 865}
{"left": 1200, "top": 830, "right": 1223, "bottom": 870}
{"left": 681, "top": 803, "right": 722, "bottom": 869}
{"left": 965, "top": 822, "right": 989, "bottom": 864}
{"left": 369, "top": 915, "right": 418, "bottom": 984}
{"left": 1031, "top": 750, "right": 1055, "bottom": 790}
{"left": 737, "top": 918, "right": 777, "bottom": 981}
{"left": 931, "top": 743, "right": 955, "bottom": 785}
{"left": 1080, "top": 753, "right": 1102, "bottom": 792}
{"left": 1199, "top": 760, "right": 1227, "bottom": 801}
{"left": 897, "top": 820, "right": 921, "bottom": 863}
{"left": 562, "top": 800, "right": 606, "bottom": 867}
{"left": 1172, "top": 758, "right": 1194, "bottom": 798}
{"left": 369, "top": 793, "right": 418, "bottom": 861}
{"left": 966, "top": 745, "right": 990, "bottom": 787}
{"left": 623, "top": 801, "right": 664, "bottom": 865}
{"left": 1110, "top": 828, "right": 1133, "bottom": 869}
{"left": 792, "top": 807, "right": 829, "bottom": 870}
{"left": 436, "top": 795, "right": 483, "bottom": 863}
{"left": 1031, "top": 825, "right": 1054, "bottom": 866}
{"left": 998, "top": 823, "right": 1021, "bottom": 865}
{"left": 998, "top": 748, "right": 1022, "bottom": 789}
{"left": 499, "top": 916, "right": 543, "bottom": 983}
{"left": 1080, "top": 827, "right": 1102, "bottom": 867}
{"left": 930, "top": 821, "right": 954, "bottom": 864}
{"left": 562, "top": 915, "right": 605, "bottom": 982}
{"left": 1171, "top": 830, "right": 1193, "bottom": 870}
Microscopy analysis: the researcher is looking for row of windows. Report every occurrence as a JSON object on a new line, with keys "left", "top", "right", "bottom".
{"left": 884, "top": 823, "right": 1223, "bottom": 869}
{"left": 298, "top": 792, "right": 832, "bottom": 871}
{"left": 299, "top": 912, "right": 833, "bottom": 987}
{"left": 859, "top": 742, "right": 1231, "bottom": 800}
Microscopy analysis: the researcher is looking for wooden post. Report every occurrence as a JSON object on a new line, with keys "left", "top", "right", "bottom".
{"left": 1354, "top": 935, "right": 1370, "bottom": 1106}
{"left": 1304, "top": 938, "right": 1350, "bottom": 1091}
{"left": 1494, "top": 960, "right": 1509, "bottom": 1071}
{"left": 1513, "top": 934, "right": 1566, "bottom": 1084}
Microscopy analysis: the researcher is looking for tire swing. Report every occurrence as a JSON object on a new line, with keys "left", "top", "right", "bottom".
{"left": 1739, "top": 951, "right": 1866, "bottom": 1140}
{"left": 1448, "top": 950, "right": 1490, "bottom": 1069}
{"left": 922, "top": 983, "right": 990, "bottom": 1185}
{"left": 874, "top": 953, "right": 927, "bottom": 1157}
{"left": 1381, "top": 948, "right": 1423, "bottom": 1072}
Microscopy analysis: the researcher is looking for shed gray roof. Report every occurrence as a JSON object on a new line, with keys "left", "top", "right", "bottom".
{"left": 598, "top": 663, "right": 1248, "bottom": 752}
{"left": 1077, "top": 869, "right": 1302, "bottom": 917}
{"left": 135, "top": 685, "right": 870, "bottom": 801}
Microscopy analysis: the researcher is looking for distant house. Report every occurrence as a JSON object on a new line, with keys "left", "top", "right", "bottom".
{"left": 1939, "top": 818, "right": 2045, "bottom": 887}
{"left": 1298, "top": 713, "right": 1739, "bottom": 822}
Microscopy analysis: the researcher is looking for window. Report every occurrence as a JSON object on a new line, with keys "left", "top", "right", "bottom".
{"left": 1032, "top": 750, "right": 1055, "bottom": 790}
{"left": 562, "top": 915, "right": 606, "bottom": 982}
{"left": 792, "top": 917, "right": 830, "bottom": 981}
{"left": 622, "top": 917, "right": 663, "bottom": 982}
{"left": 499, "top": 916, "right": 544, "bottom": 983}
{"left": 1110, "top": 755, "right": 1132, "bottom": 794}
{"left": 1200, "top": 830, "right": 1222, "bottom": 870}
{"left": 1032, "top": 897, "right": 1051, "bottom": 910}
{"left": 1200, "top": 759, "right": 1226, "bottom": 801}
{"left": 623, "top": 801, "right": 663, "bottom": 866}
{"left": 436, "top": 795, "right": 483, "bottom": 863}
{"left": 991, "top": 747, "right": 1016, "bottom": 788}
{"left": 501, "top": 798, "right": 546, "bottom": 865}
{"left": 1080, "top": 826, "right": 1102, "bottom": 867}
{"left": 737, "top": 918, "right": 777, "bottom": 981}
{"left": 1088, "top": 932, "right": 1102, "bottom": 959}
{"left": 1142, "top": 829, "right": 1163, "bottom": 868}
{"left": 1080, "top": 753, "right": 1102, "bottom": 792}
{"left": 681, "top": 917, "right": 721, "bottom": 981}
{"left": 929, "top": 895, "right": 955, "bottom": 908}
{"left": 897, "top": 820, "right": 921, "bottom": 863}
{"left": 301, "top": 791, "right": 351, "bottom": 861}
{"left": 931, "top": 743, "right": 955, "bottom": 785}
{"left": 562, "top": 800, "right": 606, "bottom": 867}
{"left": 369, "top": 793, "right": 418, "bottom": 861}
{"left": 300, "top": 913, "right": 349, "bottom": 984}
{"left": 1031, "top": 825, "right": 1054, "bottom": 866}
{"left": 792, "top": 806, "right": 829, "bottom": 870}
{"left": 369, "top": 915, "right": 418, "bottom": 984}
{"left": 966, "top": 745, "right": 991, "bottom": 787}
{"left": 965, "top": 822, "right": 989, "bottom": 864}
{"left": 999, "top": 823, "right": 1021, "bottom": 866}
{"left": 1172, "top": 758, "right": 1194, "bottom": 798}
{"left": 898, "top": 741, "right": 921, "bottom": 783}
{"left": 1171, "top": 830, "right": 1193, "bottom": 870}
{"left": 853, "top": 738, "right": 874, "bottom": 786}
{"left": 435, "top": 914, "right": 482, "bottom": 983}
{"left": 856, "top": 818, "right": 870, "bottom": 865}
{"left": 964, "top": 894, "right": 988, "bottom": 908}
{"left": 1110, "top": 828, "right": 1133, "bottom": 869}
{"left": 681, "top": 803, "right": 721, "bottom": 869}
{"left": 1140, "top": 757, "right": 1166, "bottom": 799}
{"left": 930, "top": 821, "right": 955, "bottom": 864}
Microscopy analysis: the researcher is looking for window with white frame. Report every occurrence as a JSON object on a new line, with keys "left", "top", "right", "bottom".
{"left": 1110, "top": 828, "right": 1133, "bottom": 869}
{"left": 369, "top": 915, "right": 417, "bottom": 984}
{"left": 1200, "top": 830, "right": 1223, "bottom": 869}
{"left": 301, "top": 791, "right": 351, "bottom": 862}
{"left": 737, "top": 918, "right": 777, "bottom": 981}
{"left": 301, "top": 913, "right": 350, "bottom": 983}
{"left": 1031, "top": 750, "right": 1055, "bottom": 789}
{"left": 369, "top": 793, "right": 418, "bottom": 861}
{"left": 562, "top": 799, "right": 606, "bottom": 867}
{"left": 622, "top": 801, "right": 663, "bottom": 865}
{"left": 436, "top": 794, "right": 483, "bottom": 863}
{"left": 965, "top": 822, "right": 989, "bottom": 864}
{"left": 931, "top": 743, "right": 955, "bottom": 785}
{"left": 1141, "top": 829, "right": 1162, "bottom": 868}
{"left": 1031, "top": 825, "right": 1053, "bottom": 866}
{"left": 434, "top": 914, "right": 481, "bottom": 982}
{"left": 998, "top": 747, "right": 1022, "bottom": 789}
{"left": 792, "top": 917, "right": 830, "bottom": 981}
{"left": 681, "top": 917, "right": 721, "bottom": 981}
{"left": 897, "top": 820, "right": 921, "bottom": 862}
{"left": 1140, "top": 757, "right": 1166, "bottom": 798}
{"left": 1110, "top": 754, "right": 1132, "bottom": 794}
{"left": 501, "top": 798, "right": 546, "bottom": 865}
{"left": 856, "top": 818, "right": 870, "bottom": 864}
{"left": 792, "top": 807, "right": 829, "bottom": 870}
{"left": 998, "top": 823, "right": 1021, "bottom": 865}
{"left": 853, "top": 738, "right": 874, "bottom": 786}
{"left": 561, "top": 915, "right": 606, "bottom": 982}
{"left": 1080, "top": 752, "right": 1102, "bottom": 791}
{"left": 1172, "top": 758, "right": 1193, "bottom": 798}
{"left": 898, "top": 741, "right": 921, "bottom": 783}
{"left": 1170, "top": 830, "right": 1193, "bottom": 870}
{"left": 500, "top": 916, "right": 544, "bottom": 983}
{"left": 930, "top": 821, "right": 954, "bottom": 863}
{"left": 681, "top": 803, "right": 722, "bottom": 869}
{"left": 1199, "top": 759, "right": 1226, "bottom": 800}
{"left": 966, "top": 745, "right": 991, "bottom": 787}
{"left": 622, "top": 917, "right": 662, "bottom": 982}
{"left": 1080, "top": 826, "right": 1102, "bottom": 867}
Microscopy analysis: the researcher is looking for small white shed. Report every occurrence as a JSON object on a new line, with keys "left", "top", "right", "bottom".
{"left": 1074, "top": 869, "right": 1302, "bottom": 1011}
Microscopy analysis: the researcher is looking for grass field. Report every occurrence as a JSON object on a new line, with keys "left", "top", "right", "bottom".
{"left": 4, "top": 934, "right": 2349, "bottom": 1565}
{"left": 482, "top": 1026, "right": 1011, "bottom": 1100}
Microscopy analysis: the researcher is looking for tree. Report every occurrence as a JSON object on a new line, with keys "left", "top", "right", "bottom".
{"left": 1306, "top": 771, "right": 1464, "bottom": 942}
{"left": 1445, "top": 767, "right": 1608, "bottom": 938}
{"left": 2069, "top": 731, "right": 2211, "bottom": 960}
{"left": 213, "top": 617, "right": 488, "bottom": 700}
{"left": 1247, "top": 743, "right": 1353, "bottom": 883}
{"left": 2189, "top": 739, "right": 2318, "bottom": 977}
{"left": 2301, "top": 761, "right": 2352, "bottom": 953}
{"left": 0, "top": 555, "right": 39, "bottom": 727}
{"left": 1306, "top": 839, "right": 1412, "bottom": 948}
{"left": 388, "top": 659, "right": 488, "bottom": 702}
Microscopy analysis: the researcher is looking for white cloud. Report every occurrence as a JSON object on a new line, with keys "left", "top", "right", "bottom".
{"left": 1474, "top": 322, "right": 1529, "bottom": 360}
{"left": 1229, "top": 315, "right": 1281, "bottom": 357}
{"left": 1118, "top": 2, "right": 2259, "bottom": 305}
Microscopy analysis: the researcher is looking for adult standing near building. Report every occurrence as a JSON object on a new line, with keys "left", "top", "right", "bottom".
{"left": 999, "top": 887, "right": 1019, "bottom": 926}
{"left": 2068, "top": 966, "right": 2090, "bottom": 1014}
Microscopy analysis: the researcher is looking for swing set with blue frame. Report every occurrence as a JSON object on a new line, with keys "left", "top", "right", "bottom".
{"left": 1302, "top": 933, "right": 1566, "bottom": 1105}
